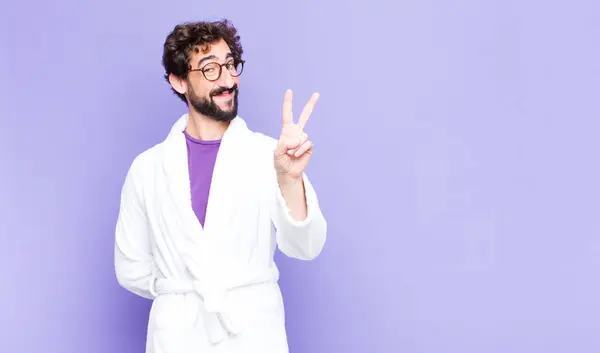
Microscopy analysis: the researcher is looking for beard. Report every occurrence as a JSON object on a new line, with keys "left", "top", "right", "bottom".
{"left": 188, "top": 83, "right": 239, "bottom": 123}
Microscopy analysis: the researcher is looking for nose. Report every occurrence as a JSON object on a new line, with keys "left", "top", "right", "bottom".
{"left": 217, "top": 65, "right": 235, "bottom": 88}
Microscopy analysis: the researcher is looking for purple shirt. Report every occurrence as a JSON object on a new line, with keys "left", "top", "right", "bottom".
{"left": 183, "top": 130, "right": 221, "bottom": 227}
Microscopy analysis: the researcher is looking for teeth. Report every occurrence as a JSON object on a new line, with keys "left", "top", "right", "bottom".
{"left": 213, "top": 90, "right": 232, "bottom": 97}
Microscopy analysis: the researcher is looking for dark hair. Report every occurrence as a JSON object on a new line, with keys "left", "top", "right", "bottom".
{"left": 162, "top": 19, "right": 244, "bottom": 103}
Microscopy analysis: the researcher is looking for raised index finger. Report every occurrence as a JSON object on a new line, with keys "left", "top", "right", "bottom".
{"left": 282, "top": 89, "right": 293, "bottom": 125}
{"left": 298, "top": 92, "right": 320, "bottom": 131}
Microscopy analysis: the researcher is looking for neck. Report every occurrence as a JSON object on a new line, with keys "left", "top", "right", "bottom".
{"left": 185, "top": 109, "right": 230, "bottom": 141}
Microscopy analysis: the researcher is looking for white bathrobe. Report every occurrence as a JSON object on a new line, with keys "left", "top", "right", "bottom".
{"left": 114, "top": 113, "right": 327, "bottom": 353}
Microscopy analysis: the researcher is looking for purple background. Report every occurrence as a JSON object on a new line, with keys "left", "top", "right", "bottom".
{"left": 2, "top": 1, "right": 600, "bottom": 352}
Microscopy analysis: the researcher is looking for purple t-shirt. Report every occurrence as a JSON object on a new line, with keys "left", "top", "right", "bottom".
{"left": 183, "top": 130, "right": 221, "bottom": 227}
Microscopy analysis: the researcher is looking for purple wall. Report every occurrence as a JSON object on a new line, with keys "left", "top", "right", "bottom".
{"left": 2, "top": 1, "right": 600, "bottom": 352}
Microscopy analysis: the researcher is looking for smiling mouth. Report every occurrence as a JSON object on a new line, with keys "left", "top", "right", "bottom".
{"left": 214, "top": 90, "right": 233, "bottom": 98}
{"left": 212, "top": 86, "right": 236, "bottom": 98}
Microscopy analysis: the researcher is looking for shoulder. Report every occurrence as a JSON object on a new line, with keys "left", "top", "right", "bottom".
{"left": 237, "top": 122, "right": 279, "bottom": 175}
{"left": 239, "top": 119, "right": 278, "bottom": 152}
{"left": 132, "top": 144, "right": 161, "bottom": 168}
{"left": 119, "top": 143, "right": 165, "bottom": 204}
{"left": 249, "top": 131, "right": 278, "bottom": 151}
{"left": 124, "top": 142, "right": 163, "bottom": 181}
{"left": 244, "top": 130, "right": 280, "bottom": 169}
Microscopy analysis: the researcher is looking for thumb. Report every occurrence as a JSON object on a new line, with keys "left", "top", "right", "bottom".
{"left": 274, "top": 135, "right": 292, "bottom": 157}
{"left": 274, "top": 133, "right": 303, "bottom": 157}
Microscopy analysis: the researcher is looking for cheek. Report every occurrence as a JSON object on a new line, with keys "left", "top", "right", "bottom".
{"left": 189, "top": 82, "right": 212, "bottom": 98}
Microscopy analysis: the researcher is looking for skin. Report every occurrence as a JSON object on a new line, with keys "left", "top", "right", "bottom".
{"left": 168, "top": 39, "right": 319, "bottom": 221}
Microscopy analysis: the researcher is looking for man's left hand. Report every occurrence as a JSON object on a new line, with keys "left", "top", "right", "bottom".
{"left": 274, "top": 89, "right": 320, "bottom": 183}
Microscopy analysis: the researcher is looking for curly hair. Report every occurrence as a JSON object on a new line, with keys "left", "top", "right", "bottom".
{"left": 162, "top": 19, "right": 244, "bottom": 103}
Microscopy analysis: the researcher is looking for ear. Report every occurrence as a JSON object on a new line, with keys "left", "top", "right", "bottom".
{"left": 168, "top": 73, "right": 188, "bottom": 96}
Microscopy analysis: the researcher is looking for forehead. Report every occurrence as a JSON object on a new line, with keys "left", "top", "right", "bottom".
{"left": 190, "top": 39, "right": 232, "bottom": 66}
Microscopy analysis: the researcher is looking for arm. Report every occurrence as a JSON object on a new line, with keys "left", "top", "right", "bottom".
{"left": 269, "top": 89, "right": 327, "bottom": 260}
{"left": 278, "top": 175, "right": 309, "bottom": 221}
{"left": 114, "top": 155, "right": 157, "bottom": 299}
{"left": 271, "top": 171, "right": 327, "bottom": 260}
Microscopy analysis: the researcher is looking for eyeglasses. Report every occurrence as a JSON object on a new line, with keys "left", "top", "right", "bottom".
{"left": 188, "top": 60, "right": 245, "bottom": 81}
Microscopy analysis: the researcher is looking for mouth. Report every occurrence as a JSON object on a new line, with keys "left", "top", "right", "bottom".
{"left": 212, "top": 86, "right": 236, "bottom": 99}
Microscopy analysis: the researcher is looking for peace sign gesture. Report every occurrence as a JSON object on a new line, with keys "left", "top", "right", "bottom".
{"left": 274, "top": 89, "right": 320, "bottom": 180}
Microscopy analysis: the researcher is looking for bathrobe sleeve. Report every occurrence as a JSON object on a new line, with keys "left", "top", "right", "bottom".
{"left": 114, "top": 154, "right": 157, "bottom": 299}
{"left": 271, "top": 170, "right": 327, "bottom": 260}
{"left": 270, "top": 161, "right": 328, "bottom": 261}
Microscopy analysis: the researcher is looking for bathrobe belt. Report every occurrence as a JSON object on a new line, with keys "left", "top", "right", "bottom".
{"left": 154, "top": 270, "right": 277, "bottom": 344}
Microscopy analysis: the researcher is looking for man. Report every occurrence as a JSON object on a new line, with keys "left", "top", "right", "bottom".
{"left": 113, "top": 19, "right": 327, "bottom": 353}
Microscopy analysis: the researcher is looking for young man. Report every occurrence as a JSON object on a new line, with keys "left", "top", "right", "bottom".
{"left": 113, "top": 19, "right": 327, "bottom": 353}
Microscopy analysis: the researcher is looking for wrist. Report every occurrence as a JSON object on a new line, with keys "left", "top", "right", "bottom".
{"left": 277, "top": 173, "right": 303, "bottom": 188}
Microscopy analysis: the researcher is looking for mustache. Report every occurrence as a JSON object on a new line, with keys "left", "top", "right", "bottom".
{"left": 210, "top": 83, "right": 238, "bottom": 97}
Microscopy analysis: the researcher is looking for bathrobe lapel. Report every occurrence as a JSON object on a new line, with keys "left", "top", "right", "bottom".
{"left": 155, "top": 113, "right": 255, "bottom": 342}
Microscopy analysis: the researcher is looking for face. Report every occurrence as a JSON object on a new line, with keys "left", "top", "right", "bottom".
{"left": 174, "top": 39, "right": 241, "bottom": 122}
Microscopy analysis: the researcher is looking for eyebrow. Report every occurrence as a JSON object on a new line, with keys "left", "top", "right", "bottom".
{"left": 198, "top": 53, "right": 234, "bottom": 67}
